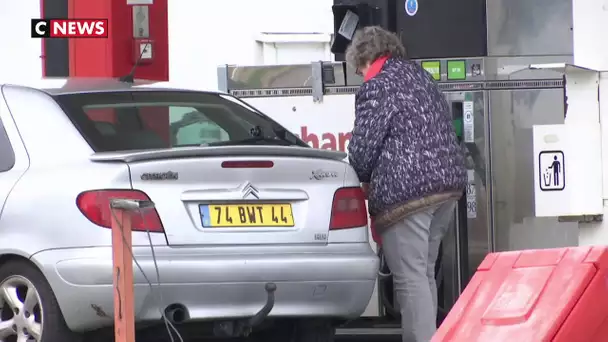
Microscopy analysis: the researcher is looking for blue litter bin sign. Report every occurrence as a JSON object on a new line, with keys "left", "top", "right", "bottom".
{"left": 405, "top": 0, "right": 418, "bottom": 16}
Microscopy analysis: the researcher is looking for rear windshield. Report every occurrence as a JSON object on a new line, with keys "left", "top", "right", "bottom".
{"left": 53, "top": 91, "right": 306, "bottom": 152}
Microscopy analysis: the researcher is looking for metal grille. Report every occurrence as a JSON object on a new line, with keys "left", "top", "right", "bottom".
{"left": 230, "top": 88, "right": 312, "bottom": 97}
{"left": 326, "top": 86, "right": 361, "bottom": 95}
{"left": 438, "top": 83, "right": 485, "bottom": 91}
{"left": 484, "top": 79, "right": 564, "bottom": 90}
{"left": 229, "top": 79, "right": 564, "bottom": 98}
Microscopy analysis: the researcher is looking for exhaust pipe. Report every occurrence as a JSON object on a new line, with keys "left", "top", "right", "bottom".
{"left": 164, "top": 304, "right": 189, "bottom": 324}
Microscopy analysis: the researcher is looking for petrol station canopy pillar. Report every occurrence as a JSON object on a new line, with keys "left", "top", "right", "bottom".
{"left": 572, "top": 0, "right": 608, "bottom": 72}
{"left": 530, "top": 0, "right": 608, "bottom": 246}
{"left": 67, "top": 0, "right": 169, "bottom": 80}
{"left": 571, "top": 0, "right": 608, "bottom": 245}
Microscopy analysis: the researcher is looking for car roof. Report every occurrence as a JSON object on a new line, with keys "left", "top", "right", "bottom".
{"left": 0, "top": 77, "right": 223, "bottom": 96}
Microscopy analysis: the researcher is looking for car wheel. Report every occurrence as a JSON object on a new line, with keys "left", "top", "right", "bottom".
{"left": 0, "top": 259, "right": 81, "bottom": 342}
{"left": 253, "top": 320, "right": 335, "bottom": 342}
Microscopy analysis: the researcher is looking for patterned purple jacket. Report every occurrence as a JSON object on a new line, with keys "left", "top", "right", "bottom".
{"left": 348, "top": 57, "right": 467, "bottom": 227}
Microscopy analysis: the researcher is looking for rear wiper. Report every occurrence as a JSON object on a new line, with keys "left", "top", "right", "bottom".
{"left": 272, "top": 125, "right": 307, "bottom": 146}
{"left": 204, "top": 135, "right": 294, "bottom": 147}
{"left": 273, "top": 125, "right": 287, "bottom": 140}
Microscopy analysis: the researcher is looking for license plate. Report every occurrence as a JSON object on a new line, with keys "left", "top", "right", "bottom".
{"left": 199, "top": 204, "right": 295, "bottom": 227}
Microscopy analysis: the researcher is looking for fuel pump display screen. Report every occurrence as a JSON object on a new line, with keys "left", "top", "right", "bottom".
{"left": 447, "top": 60, "right": 466, "bottom": 80}
{"left": 421, "top": 61, "right": 441, "bottom": 81}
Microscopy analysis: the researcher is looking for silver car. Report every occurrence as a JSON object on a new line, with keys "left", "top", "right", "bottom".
{"left": 0, "top": 79, "right": 378, "bottom": 342}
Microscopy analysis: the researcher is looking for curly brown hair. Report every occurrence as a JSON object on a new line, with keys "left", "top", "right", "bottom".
{"left": 345, "top": 26, "right": 407, "bottom": 71}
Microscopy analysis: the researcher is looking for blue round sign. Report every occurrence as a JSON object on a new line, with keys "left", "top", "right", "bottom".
{"left": 405, "top": 0, "right": 418, "bottom": 16}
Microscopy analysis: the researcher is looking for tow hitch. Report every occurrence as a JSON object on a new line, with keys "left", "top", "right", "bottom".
{"left": 213, "top": 282, "right": 277, "bottom": 337}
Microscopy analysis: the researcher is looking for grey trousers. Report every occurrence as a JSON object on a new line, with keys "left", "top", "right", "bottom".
{"left": 381, "top": 200, "right": 457, "bottom": 342}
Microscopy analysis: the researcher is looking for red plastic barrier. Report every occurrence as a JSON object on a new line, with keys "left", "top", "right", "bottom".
{"left": 433, "top": 246, "right": 608, "bottom": 342}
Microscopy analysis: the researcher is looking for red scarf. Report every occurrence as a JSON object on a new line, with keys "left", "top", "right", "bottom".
{"left": 364, "top": 55, "right": 390, "bottom": 81}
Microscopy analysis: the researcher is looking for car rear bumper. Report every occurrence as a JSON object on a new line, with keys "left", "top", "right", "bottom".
{"left": 31, "top": 243, "right": 379, "bottom": 332}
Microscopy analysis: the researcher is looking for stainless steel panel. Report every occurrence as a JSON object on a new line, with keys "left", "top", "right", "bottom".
{"left": 217, "top": 65, "right": 228, "bottom": 92}
{"left": 452, "top": 91, "right": 489, "bottom": 277}
{"left": 344, "top": 64, "right": 363, "bottom": 86}
{"left": 489, "top": 87, "right": 578, "bottom": 252}
{"left": 486, "top": 0, "right": 573, "bottom": 56}
{"left": 483, "top": 56, "right": 573, "bottom": 81}
{"left": 466, "top": 91, "right": 491, "bottom": 277}
{"left": 439, "top": 208, "right": 459, "bottom": 313}
{"left": 223, "top": 63, "right": 347, "bottom": 90}
{"left": 441, "top": 91, "right": 490, "bottom": 308}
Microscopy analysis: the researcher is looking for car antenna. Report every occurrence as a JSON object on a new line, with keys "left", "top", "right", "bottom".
{"left": 119, "top": 42, "right": 150, "bottom": 84}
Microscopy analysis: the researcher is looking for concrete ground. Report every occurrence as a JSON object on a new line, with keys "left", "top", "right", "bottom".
{"left": 88, "top": 325, "right": 402, "bottom": 341}
{"left": 335, "top": 328, "right": 401, "bottom": 341}
{"left": 169, "top": 328, "right": 402, "bottom": 342}
{"left": 186, "top": 330, "right": 402, "bottom": 341}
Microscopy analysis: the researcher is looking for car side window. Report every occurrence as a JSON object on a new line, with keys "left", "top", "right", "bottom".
{"left": 0, "top": 117, "right": 15, "bottom": 172}
{"left": 170, "top": 108, "right": 230, "bottom": 145}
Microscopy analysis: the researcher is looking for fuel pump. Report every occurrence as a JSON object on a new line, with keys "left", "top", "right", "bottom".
{"left": 130, "top": 4, "right": 154, "bottom": 65}
{"left": 67, "top": 0, "right": 168, "bottom": 80}
{"left": 450, "top": 100, "right": 472, "bottom": 290}
{"left": 332, "top": 0, "right": 486, "bottom": 60}
{"left": 331, "top": 0, "right": 397, "bottom": 59}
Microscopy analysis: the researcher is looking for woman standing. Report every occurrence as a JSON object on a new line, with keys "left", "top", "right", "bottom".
{"left": 346, "top": 26, "right": 467, "bottom": 342}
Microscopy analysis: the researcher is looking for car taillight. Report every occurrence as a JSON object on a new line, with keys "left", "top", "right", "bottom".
{"left": 76, "top": 190, "right": 164, "bottom": 232}
{"left": 329, "top": 187, "right": 368, "bottom": 230}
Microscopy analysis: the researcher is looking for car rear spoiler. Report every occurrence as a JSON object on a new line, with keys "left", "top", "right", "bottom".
{"left": 90, "top": 145, "right": 348, "bottom": 163}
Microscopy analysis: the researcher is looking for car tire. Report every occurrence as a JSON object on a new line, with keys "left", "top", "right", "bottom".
{"left": 0, "top": 259, "right": 82, "bottom": 342}
{"left": 253, "top": 320, "right": 335, "bottom": 342}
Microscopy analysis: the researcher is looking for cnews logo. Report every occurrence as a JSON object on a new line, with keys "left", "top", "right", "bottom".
{"left": 31, "top": 19, "right": 108, "bottom": 38}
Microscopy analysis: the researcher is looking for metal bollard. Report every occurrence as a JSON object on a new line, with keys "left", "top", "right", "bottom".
{"left": 109, "top": 198, "right": 147, "bottom": 342}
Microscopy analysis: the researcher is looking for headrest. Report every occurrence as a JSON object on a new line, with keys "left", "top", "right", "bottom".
{"left": 94, "top": 121, "right": 117, "bottom": 135}
{"left": 114, "top": 130, "right": 167, "bottom": 149}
